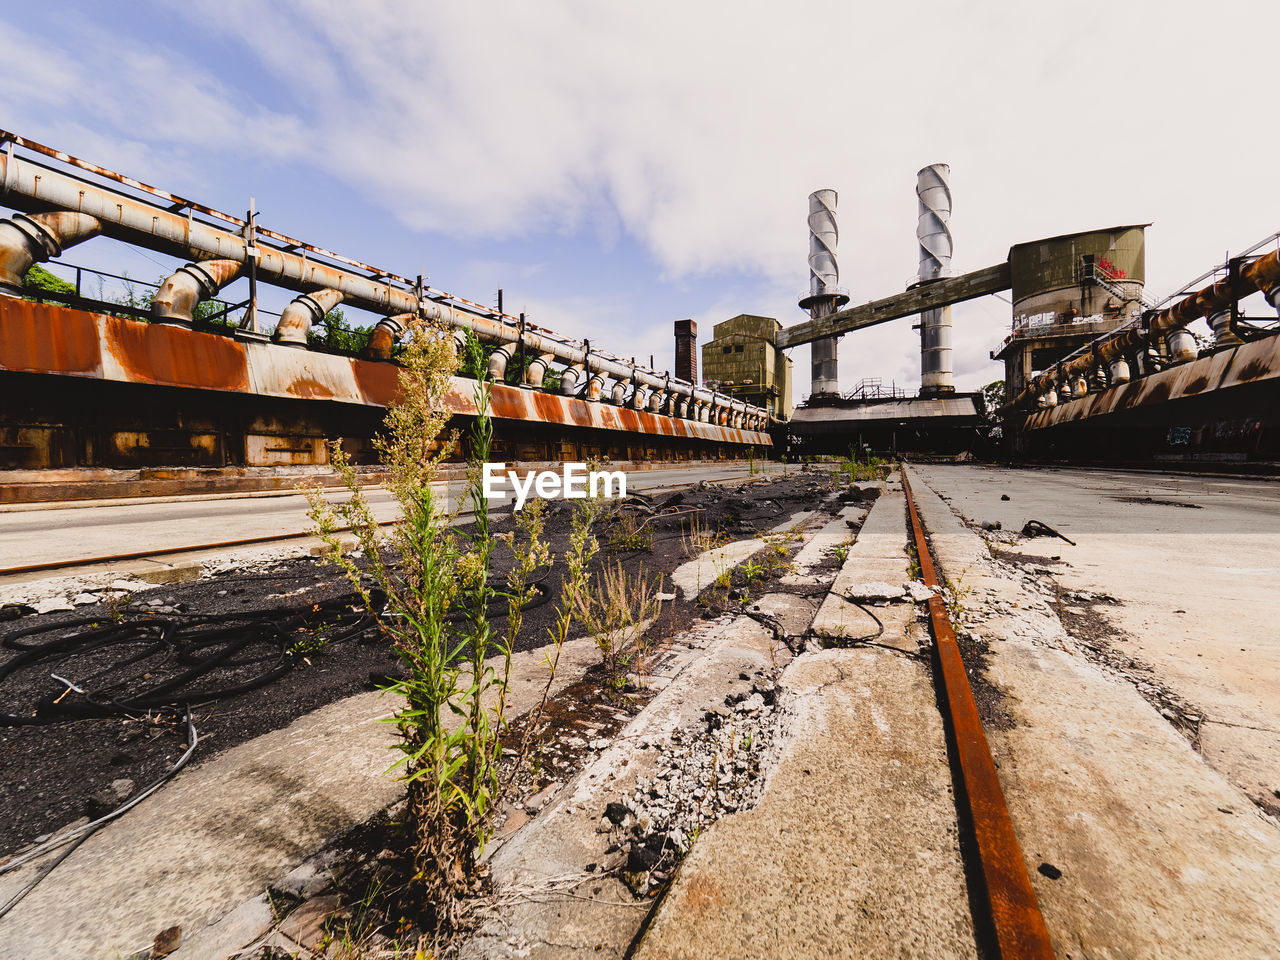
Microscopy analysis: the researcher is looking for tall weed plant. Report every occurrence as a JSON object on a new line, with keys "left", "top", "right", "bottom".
{"left": 308, "top": 321, "right": 547, "bottom": 933}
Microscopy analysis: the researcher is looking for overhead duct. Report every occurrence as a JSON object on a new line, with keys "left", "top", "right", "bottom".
{"left": 1015, "top": 249, "right": 1280, "bottom": 406}
{"left": 365, "top": 313, "right": 414, "bottom": 362}
{"left": 560, "top": 363, "right": 585, "bottom": 396}
{"left": 151, "top": 259, "right": 242, "bottom": 326}
{"left": 0, "top": 211, "right": 101, "bottom": 287}
{"left": 274, "top": 288, "right": 345, "bottom": 347}
{"left": 916, "top": 164, "right": 955, "bottom": 397}
{"left": 0, "top": 140, "right": 768, "bottom": 425}
{"left": 487, "top": 341, "right": 520, "bottom": 381}
{"left": 524, "top": 352, "right": 557, "bottom": 388}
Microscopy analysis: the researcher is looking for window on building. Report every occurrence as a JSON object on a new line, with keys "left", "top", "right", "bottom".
{"left": 722, "top": 346, "right": 731, "bottom": 354}
{"left": 734, "top": 344, "right": 744, "bottom": 353}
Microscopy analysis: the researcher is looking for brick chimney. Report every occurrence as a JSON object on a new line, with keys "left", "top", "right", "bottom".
{"left": 674, "top": 318, "right": 697, "bottom": 384}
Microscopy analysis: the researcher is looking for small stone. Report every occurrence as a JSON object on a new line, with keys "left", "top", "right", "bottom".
{"left": 604, "top": 802, "right": 629, "bottom": 825}
{"left": 152, "top": 924, "right": 182, "bottom": 957}
{"left": 590, "top": 738, "right": 610, "bottom": 751}
{"left": 72, "top": 592, "right": 99, "bottom": 606}
{"left": 1037, "top": 862, "right": 1062, "bottom": 880}
{"left": 109, "top": 778, "right": 135, "bottom": 800}
{"left": 278, "top": 894, "right": 344, "bottom": 950}
{"left": 33, "top": 597, "right": 74, "bottom": 614}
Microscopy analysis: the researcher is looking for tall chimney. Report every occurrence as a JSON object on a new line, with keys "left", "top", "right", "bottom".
{"left": 674, "top": 318, "right": 697, "bottom": 384}
{"left": 916, "top": 164, "right": 955, "bottom": 396}
{"left": 798, "top": 190, "right": 848, "bottom": 398}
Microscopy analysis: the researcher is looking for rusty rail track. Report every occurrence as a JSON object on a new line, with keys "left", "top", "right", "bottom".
{"left": 901, "top": 467, "right": 1056, "bottom": 960}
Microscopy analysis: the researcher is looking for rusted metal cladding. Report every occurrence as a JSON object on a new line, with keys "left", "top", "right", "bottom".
{"left": 0, "top": 299, "right": 771, "bottom": 447}
{"left": 1009, "top": 225, "right": 1147, "bottom": 324}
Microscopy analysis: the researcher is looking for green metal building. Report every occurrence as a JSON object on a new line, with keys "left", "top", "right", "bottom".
{"left": 701, "top": 314, "right": 793, "bottom": 418}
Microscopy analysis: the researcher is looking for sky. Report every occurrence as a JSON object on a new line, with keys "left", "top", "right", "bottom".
{"left": 2, "top": 0, "right": 1277, "bottom": 400}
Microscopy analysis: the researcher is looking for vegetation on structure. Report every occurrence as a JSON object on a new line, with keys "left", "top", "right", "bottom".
{"left": 840, "top": 446, "right": 891, "bottom": 485}
{"left": 459, "top": 329, "right": 562, "bottom": 389}
{"left": 575, "top": 561, "right": 662, "bottom": 696}
{"left": 308, "top": 322, "right": 556, "bottom": 936}
{"left": 21, "top": 264, "right": 76, "bottom": 296}
{"left": 606, "top": 509, "right": 655, "bottom": 552}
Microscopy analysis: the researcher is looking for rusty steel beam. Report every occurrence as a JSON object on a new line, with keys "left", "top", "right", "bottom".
{"left": 778, "top": 261, "right": 1011, "bottom": 349}
{"left": 901, "top": 468, "right": 1055, "bottom": 960}
{"left": 1015, "top": 249, "right": 1280, "bottom": 408}
{"left": 0, "top": 134, "right": 768, "bottom": 427}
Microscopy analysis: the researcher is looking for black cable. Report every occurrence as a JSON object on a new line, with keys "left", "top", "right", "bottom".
{"left": 0, "top": 709, "right": 199, "bottom": 920}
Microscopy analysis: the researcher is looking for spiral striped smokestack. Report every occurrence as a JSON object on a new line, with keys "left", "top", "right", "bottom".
{"left": 808, "top": 189, "right": 839, "bottom": 299}
{"left": 916, "top": 164, "right": 955, "bottom": 396}
{"left": 801, "top": 189, "right": 845, "bottom": 397}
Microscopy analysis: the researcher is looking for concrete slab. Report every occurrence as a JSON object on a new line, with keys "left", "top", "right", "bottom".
{"left": 635, "top": 642, "right": 976, "bottom": 960}
{"left": 464, "top": 616, "right": 779, "bottom": 959}
{"left": 0, "top": 637, "right": 606, "bottom": 960}
{"left": 912, "top": 463, "right": 1280, "bottom": 817}
{"left": 810, "top": 488, "right": 910, "bottom": 640}
{"left": 669, "top": 510, "right": 815, "bottom": 599}
{"left": 907, "top": 468, "right": 1280, "bottom": 959}
{"left": 779, "top": 505, "right": 864, "bottom": 585}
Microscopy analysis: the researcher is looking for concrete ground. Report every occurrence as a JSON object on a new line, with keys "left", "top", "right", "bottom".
{"left": 0, "top": 462, "right": 789, "bottom": 577}
{"left": 912, "top": 464, "right": 1280, "bottom": 813}
{"left": 0, "top": 639, "right": 607, "bottom": 960}
{"left": 638, "top": 490, "right": 976, "bottom": 960}
{"left": 908, "top": 465, "right": 1280, "bottom": 959}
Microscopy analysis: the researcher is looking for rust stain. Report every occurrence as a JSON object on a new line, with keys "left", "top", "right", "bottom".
{"left": 488, "top": 383, "right": 532, "bottom": 420}
{"left": 0, "top": 298, "right": 102, "bottom": 375}
{"left": 284, "top": 376, "right": 336, "bottom": 400}
{"left": 1234, "top": 358, "right": 1271, "bottom": 383}
{"left": 617, "top": 408, "right": 640, "bottom": 432}
{"left": 1183, "top": 375, "right": 1211, "bottom": 395}
{"left": 105, "top": 316, "right": 249, "bottom": 391}
{"left": 1137, "top": 379, "right": 1174, "bottom": 406}
{"left": 352, "top": 356, "right": 403, "bottom": 407}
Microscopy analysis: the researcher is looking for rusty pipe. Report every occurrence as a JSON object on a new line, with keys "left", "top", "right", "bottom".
{"left": 0, "top": 211, "right": 101, "bottom": 286}
{"left": 487, "top": 341, "right": 519, "bottom": 381}
{"left": 0, "top": 148, "right": 768, "bottom": 423}
{"left": 1018, "top": 249, "right": 1280, "bottom": 406}
{"left": 560, "top": 363, "right": 585, "bottom": 396}
{"left": 365, "top": 312, "right": 414, "bottom": 362}
{"left": 610, "top": 377, "right": 629, "bottom": 405}
{"left": 274, "top": 288, "right": 345, "bottom": 347}
{"left": 524, "top": 352, "right": 557, "bottom": 388}
{"left": 151, "top": 259, "right": 242, "bottom": 326}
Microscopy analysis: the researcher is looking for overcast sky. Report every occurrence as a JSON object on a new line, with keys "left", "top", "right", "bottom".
{"left": 3, "top": 1, "right": 1277, "bottom": 398}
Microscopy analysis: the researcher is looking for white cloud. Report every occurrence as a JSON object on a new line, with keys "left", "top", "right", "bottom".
{"left": 3, "top": 0, "right": 1278, "bottom": 398}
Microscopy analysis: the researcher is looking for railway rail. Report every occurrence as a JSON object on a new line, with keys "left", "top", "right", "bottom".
{"left": 902, "top": 466, "right": 1055, "bottom": 959}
